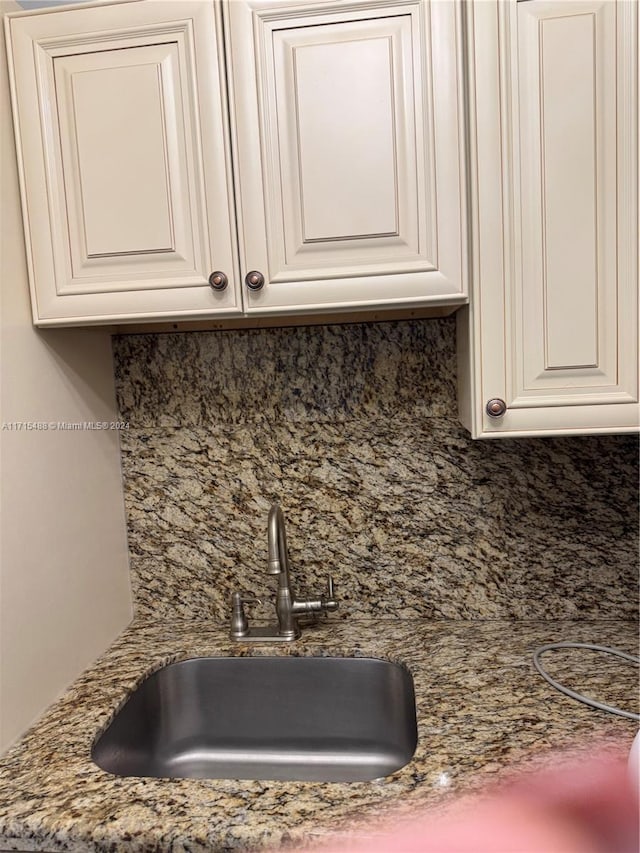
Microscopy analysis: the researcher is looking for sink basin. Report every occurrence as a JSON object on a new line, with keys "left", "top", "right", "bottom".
{"left": 92, "top": 656, "right": 417, "bottom": 782}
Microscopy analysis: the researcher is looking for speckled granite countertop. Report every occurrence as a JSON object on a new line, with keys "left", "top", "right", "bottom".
{"left": 0, "top": 618, "right": 637, "bottom": 853}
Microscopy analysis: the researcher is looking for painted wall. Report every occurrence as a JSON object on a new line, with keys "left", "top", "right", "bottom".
{"left": 0, "top": 0, "right": 132, "bottom": 754}
{"left": 113, "top": 322, "right": 639, "bottom": 624}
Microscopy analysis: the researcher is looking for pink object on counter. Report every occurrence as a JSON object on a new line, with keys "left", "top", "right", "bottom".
{"left": 292, "top": 749, "right": 639, "bottom": 853}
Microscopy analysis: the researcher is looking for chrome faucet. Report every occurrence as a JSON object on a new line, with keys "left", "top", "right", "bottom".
{"left": 230, "top": 503, "right": 338, "bottom": 642}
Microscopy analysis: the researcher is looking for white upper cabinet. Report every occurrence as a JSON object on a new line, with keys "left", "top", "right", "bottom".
{"left": 5, "top": 1, "right": 241, "bottom": 325}
{"left": 225, "top": 0, "right": 468, "bottom": 314}
{"left": 5, "top": 0, "right": 468, "bottom": 326}
{"left": 459, "top": 0, "right": 639, "bottom": 437}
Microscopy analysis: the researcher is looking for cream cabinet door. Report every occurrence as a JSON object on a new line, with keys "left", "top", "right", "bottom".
{"left": 460, "top": 0, "right": 639, "bottom": 437}
{"left": 225, "top": 0, "right": 468, "bottom": 314}
{"left": 6, "top": 1, "right": 240, "bottom": 326}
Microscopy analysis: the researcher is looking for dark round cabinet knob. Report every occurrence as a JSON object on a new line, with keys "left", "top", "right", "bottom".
{"left": 209, "top": 271, "right": 228, "bottom": 291}
{"left": 486, "top": 398, "right": 507, "bottom": 418}
{"left": 245, "top": 270, "right": 265, "bottom": 291}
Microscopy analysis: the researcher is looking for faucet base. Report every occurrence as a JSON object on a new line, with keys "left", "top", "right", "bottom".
{"left": 230, "top": 625, "right": 301, "bottom": 643}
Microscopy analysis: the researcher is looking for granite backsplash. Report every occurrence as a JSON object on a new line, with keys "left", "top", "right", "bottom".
{"left": 112, "top": 317, "right": 639, "bottom": 623}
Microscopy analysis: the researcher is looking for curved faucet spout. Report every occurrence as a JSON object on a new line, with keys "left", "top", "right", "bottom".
{"left": 267, "top": 503, "right": 290, "bottom": 577}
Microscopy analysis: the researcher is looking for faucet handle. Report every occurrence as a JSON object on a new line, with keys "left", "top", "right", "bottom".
{"left": 322, "top": 575, "right": 338, "bottom": 613}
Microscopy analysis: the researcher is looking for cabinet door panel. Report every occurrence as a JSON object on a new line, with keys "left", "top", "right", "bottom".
{"left": 516, "top": 0, "right": 622, "bottom": 401}
{"left": 532, "top": 12, "right": 600, "bottom": 370}
{"left": 285, "top": 32, "right": 399, "bottom": 242}
{"left": 55, "top": 44, "right": 186, "bottom": 276}
{"left": 7, "top": 0, "right": 240, "bottom": 324}
{"left": 270, "top": 15, "right": 432, "bottom": 272}
{"left": 226, "top": 0, "right": 467, "bottom": 313}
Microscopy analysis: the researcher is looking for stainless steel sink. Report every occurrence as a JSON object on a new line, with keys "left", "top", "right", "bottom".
{"left": 92, "top": 656, "right": 417, "bottom": 782}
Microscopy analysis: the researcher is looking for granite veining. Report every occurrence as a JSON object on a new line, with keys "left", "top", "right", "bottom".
{"left": 0, "top": 618, "right": 637, "bottom": 852}
{"left": 112, "top": 319, "right": 639, "bottom": 621}
{"left": 113, "top": 320, "right": 457, "bottom": 428}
